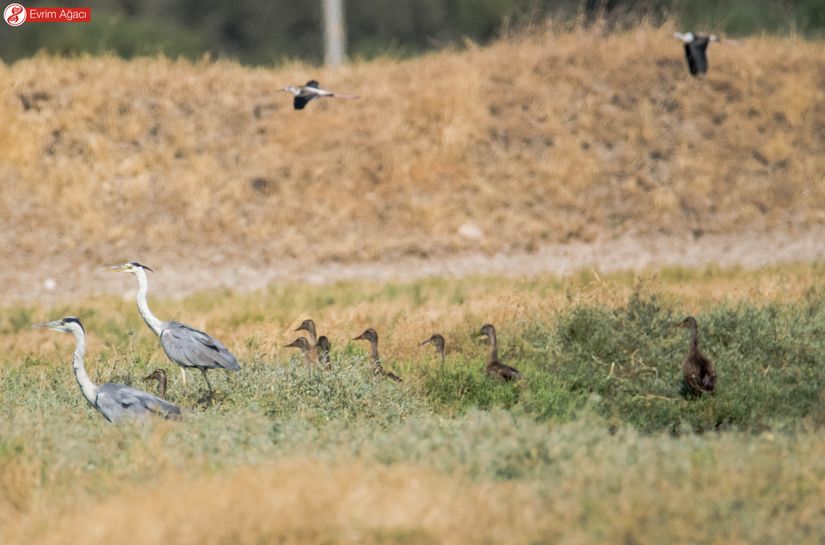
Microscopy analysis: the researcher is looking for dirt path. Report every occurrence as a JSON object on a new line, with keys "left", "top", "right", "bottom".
{"left": 7, "top": 228, "right": 825, "bottom": 304}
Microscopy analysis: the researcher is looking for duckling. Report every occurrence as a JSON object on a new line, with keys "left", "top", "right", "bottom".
{"left": 285, "top": 337, "right": 313, "bottom": 366}
{"left": 316, "top": 335, "right": 331, "bottom": 369}
{"left": 478, "top": 324, "right": 520, "bottom": 381}
{"left": 353, "top": 328, "right": 402, "bottom": 382}
{"left": 295, "top": 319, "right": 318, "bottom": 345}
{"left": 142, "top": 369, "right": 168, "bottom": 398}
{"left": 420, "top": 333, "right": 446, "bottom": 368}
{"left": 674, "top": 316, "right": 716, "bottom": 396}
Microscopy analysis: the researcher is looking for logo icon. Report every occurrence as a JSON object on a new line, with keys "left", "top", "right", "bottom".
{"left": 4, "top": 3, "right": 26, "bottom": 26}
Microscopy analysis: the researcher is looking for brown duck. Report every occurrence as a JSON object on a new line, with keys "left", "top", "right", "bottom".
{"left": 478, "top": 324, "right": 520, "bottom": 381}
{"left": 316, "top": 335, "right": 331, "bottom": 369}
{"left": 353, "top": 328, "right": 402, "bottom": 382}
{"left": 420, "top": 333, "right": 446, "bottom": 368}
{"left": 285, "top": 337, "right": 313, "bottom": 366}
{"left": 295, "top": 319, "right": 318, "bottom": 345}
{"left": 143, "top": 369, "right": 168, "bottom": 398}
{"left": 297, "top": 318, "right": 332, "bottom": 368}
{"left": 674, "top": 316, "right": 716, "bottom": 396}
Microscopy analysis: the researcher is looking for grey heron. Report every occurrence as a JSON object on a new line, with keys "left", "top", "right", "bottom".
{"left": 143, "top": 369, "right": 168, "bottom": 398}
{"left": 420, "top": 334, "right": 446, "bottom": 368}
{"left": 478, "top": 324, "right": 520, "bottom": 381}
{"left": 282, "top": 80, "right": 359, "bottom": 110}
{"left": 674, "top": 316, "right": 716, "bottom": 396}
{"left": 353, "top": 328, "right": 402, "bottom": 382}
{"left": 673, "top": 32, "right": 719, "bottom": 76}
{"left": 33, "top": 317, "right": 181, "bottom": 422}
{"left": 105, "top": 262, "right": 240, "bottom": 393}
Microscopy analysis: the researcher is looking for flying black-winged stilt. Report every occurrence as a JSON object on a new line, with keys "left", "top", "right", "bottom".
{"left": 282, "top": 80, "right": 359, "bottom": 110}
{"left": 673, "top": 32, "right": 719, "bottom": 76}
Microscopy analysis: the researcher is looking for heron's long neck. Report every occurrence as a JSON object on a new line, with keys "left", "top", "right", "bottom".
{"left": 689, "top": 325, "right": 699, "bottom": 353}
{"left": 488, "top": 333, "right": 498, "bottom": 362}
{"left": 71, "top": 327, "right": 98, "bottom": 408}
{"left": 370, "top": 341, "right": 381, "bottom": 365}
{"left": 135, "top": 269, "right": 164, "bottom": 336}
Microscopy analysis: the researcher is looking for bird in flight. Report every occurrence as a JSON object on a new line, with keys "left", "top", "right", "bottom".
{"left": 673, "top": 32, "right": 720, "bottom": 76}
{"left": 282, "top": 80, "right": 359, "bottom": 110}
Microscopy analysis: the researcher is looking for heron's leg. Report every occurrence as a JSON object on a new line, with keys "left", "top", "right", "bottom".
{"left": 201, "top": 369, "right": 213, "bottom": 394}
{"left": 180, "top": 367, "right": 187, "bottom": 386}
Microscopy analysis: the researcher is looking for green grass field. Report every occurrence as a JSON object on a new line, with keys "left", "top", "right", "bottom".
{"left": 2, "top": 264, "right": 825, "bottom": 543}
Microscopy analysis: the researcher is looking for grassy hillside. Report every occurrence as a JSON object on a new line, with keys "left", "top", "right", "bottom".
{"left": 2, "top": 265, "right": 825, "bottom": 543}
{"left": 0, "top": 25, "right": 823, "bottom": 270}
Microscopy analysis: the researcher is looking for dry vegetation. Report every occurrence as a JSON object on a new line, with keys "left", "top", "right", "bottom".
{"left": 2, "top": 25, "right": 825, "bottom": 544}
{"left": 3, "top": 265, "right": 825, "bottom": 543}
{"left": 0, "top": 24, "right": 824, "bottom": 279}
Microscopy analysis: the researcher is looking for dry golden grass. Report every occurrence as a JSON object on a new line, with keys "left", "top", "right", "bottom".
{"left": 5, "top": 433, "right": 825, "bottom": 545}
{"left": 0, "top": 24, "right": 823, "bottom": 272}
{"left": 3, "top": 266, "right": 825, "bottom": 544}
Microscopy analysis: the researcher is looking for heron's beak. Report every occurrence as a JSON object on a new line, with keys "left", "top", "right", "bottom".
{"left": 353, "top": 333, "right": 365, "bottom": 341}
{"left": 31, "top": 319, "right": 61, "bottom": 330}
{"left": 102, "top": 264, "right": 127, "bottom": 273}
{"left": 284, "top": 340, "right": 303, "bottom": 348}
{"left": 419, "top": 338, "right": 432, "bottom": 346}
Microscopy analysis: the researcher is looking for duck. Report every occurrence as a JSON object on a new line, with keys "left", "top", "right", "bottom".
{"left": 143, "top": 369, "right": 168, "bottom": 398}
{"left": 296, "top": 318, "right": 332, "bottom": 368}
{"left": 353, "top": 328, "right": 402, "bottom": 382}
{"left": 316, "top": 335, "right": 331, "bottom": 369}
{"left": 420, "top": 333, "right": 446, "bottom": 368}
{"left": 295, "top": 319, "right": 318, "bottom": 345}
{"left": 478, "top": 324, "right": 520, "bottom": 381}
{"left": 285, "top": 337, "right": 313, "bottom": 366}
{"left": 674, "top": 316, "right": 716, "bottom": 396}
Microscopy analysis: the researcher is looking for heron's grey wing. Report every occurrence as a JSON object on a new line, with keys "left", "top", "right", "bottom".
{"left": 96, "top": 383, "right": 181, "bottom": 422}
{"left": 160, "top": 322, "right": 241, "bottom": 371}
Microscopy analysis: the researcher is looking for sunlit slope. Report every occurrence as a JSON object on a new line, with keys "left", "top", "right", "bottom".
{"left": 0, "top": 25, "right": 823, "bottom": 265}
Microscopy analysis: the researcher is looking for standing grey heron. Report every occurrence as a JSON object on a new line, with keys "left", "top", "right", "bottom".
{"left": 282, "top": 80, "right": 359, "bottom": 110}
{"left": 105, "top": 262, "right": 240, "bottom": 393}
{"left": 673, "top": 32, "right": 719, "bottom": 76}
{"left": 33, "top": 317, "right": 181, "bottom": 422}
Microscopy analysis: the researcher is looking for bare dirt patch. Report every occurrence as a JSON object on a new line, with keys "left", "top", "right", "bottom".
{"left": 8, "top": 228, "right": 825, "bottom": 304}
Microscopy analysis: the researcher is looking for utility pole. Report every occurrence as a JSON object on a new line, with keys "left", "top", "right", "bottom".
{"left": 323, "top": 0, "right": 346, "bottom": 67}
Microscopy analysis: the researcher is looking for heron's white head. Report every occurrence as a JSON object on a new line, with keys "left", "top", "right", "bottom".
{"left": 282, "top": 85, "right": 301, "bottom": 95}
{"left": 32, "top": 316, "right": 84, "bottom": 334}
{"left": 104, "top": 262, "right": 154, "bottom": 275}
{"left": 673, "top": 32, "right": 694, "bottom": 43}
